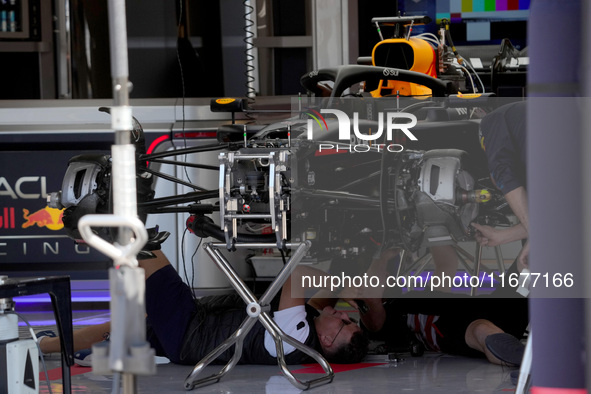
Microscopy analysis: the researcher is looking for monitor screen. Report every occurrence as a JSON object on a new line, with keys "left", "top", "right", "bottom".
{"left": 399, "top": 0, "right": 529, "bottom": 49}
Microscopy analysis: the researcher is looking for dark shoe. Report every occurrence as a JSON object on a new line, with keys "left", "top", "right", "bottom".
{"left": 75, "top": 332, "right": 110, "bottom": 367}
{"left": 485, "top": 333, "right": 525, "bottom": 366}
{"left": 74, "top": 347, "right": 93, "bottom": 367}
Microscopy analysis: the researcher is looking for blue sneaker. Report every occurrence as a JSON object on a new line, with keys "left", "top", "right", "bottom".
{"left": 36, "top": 330, "right": 57, "bottom": 357}
{"left": 75, "top": 332, "right": 110, "bottom": 367}
{"left": 74, "top": 348, "right": 93, "bottom": 367}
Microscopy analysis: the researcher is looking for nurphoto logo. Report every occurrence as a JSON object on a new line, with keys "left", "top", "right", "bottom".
{"left": 306, "top": 108, "right": 418, "bottom": 153}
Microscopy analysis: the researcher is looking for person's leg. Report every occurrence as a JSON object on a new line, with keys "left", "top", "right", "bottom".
{"left": 142, "top": 251, "right": 198, "bottom": 363}
{"left": 39, "top": 322, "right": 111, "bottom": 354}
{"left": 40, "top": 251, "right": 187, "bottom": 356}
{"left": 464, "top": 319, "right": 505, "bottom": 364}
{"left": 139, "top": 250, "right": 171, "bottom": 278}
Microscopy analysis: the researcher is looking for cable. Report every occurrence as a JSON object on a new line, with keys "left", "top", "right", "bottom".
{"left": 12, "top": 311, "right": 53, "bottom": 394}
{"left": 181, "top": 227, "right": 196, "bottom": 301}
{"left": 415, "top": 33, "right": 440, "bottom": 47}
{"left": 190, "top": 237, "right": 203, "bottom": 300}
{"left": 457, "top": 64, "right": 477, "bottom": 94}
{"left": 416, "top": 32, "right": 440, "bottom": 43}
{"left": 418, "top": 37, "right": 440, "bottom": 48}
{"left": 279, "top": 249, "right": 288, "bottom": 266}
{"left": 182, "top": 225, "right": 203, "bottom": 302}
{"left": 245, "top": 223, "right": 270, "bottom": 233}
{"left": 443, "top": 20, "right": 462, "bottom": 65}
{"left": 462, "top": 57, "right": 486, "bottom": 93}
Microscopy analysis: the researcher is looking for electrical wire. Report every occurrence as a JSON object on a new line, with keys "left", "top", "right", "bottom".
{"left": 190, "top": 236, "right": 203, "bottom": 301}
{"left": 416, "top": 32, "right": 440, "bottom": 43}
{"left": 245, "top": 223, "right": 270, "bottom": 233}
{"left": 462, "top": 57, "right": 486, "bottom": 93}
{"left": 180, "top": 227, "right": 197, "bottom": 301}
{"left": 425, "top": 39, "right": 441, "bottom": 48}
{"left": 415, "top": 33, "right": 440, "bottom": 48}
{"left": 443, "top": 21, "right": 461, "bottom": 64}
{"left": 417, "top": 36, "right": 440, "bottom": 48}
{"left": 432, "top": 19, "right": 488, "bottom": 95}
{"left": 457, "top": 64, "right": 477, "bottom": 94}
{"left": 12, "top": 311, "right": 53, "bottom": 394}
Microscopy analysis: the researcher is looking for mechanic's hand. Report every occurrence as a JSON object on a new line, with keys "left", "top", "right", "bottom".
{"left": 471, "top": 222, "right": 505, "bottom": 247}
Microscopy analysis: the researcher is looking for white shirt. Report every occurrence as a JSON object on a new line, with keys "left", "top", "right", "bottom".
{"left": 264, "top": 305, "right": 311, "bottom": 357}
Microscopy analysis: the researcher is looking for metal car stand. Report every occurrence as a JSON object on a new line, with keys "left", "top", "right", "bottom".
{"left": 183, "top": 241, "right": 334, "bottom": 391}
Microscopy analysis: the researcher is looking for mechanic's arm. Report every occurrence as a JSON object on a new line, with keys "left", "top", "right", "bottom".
{"left": 504, "top": 186, "right": 529, "bottom": 233}
{"left": 471, "top": 222, "right": 527, "bottom": 246}
{"left": 283, "top": 264, "right": 369, "bottom": 311}
{"left": 283, "top": 263, "right": 380, "bottom": 311}
{"left": 279, "top": 264, "right": 336, "bottom": 311}
{"left": 353, "top": 249, "right": 398, "bottom": 332}
{"left": 505, "top": 186, "right": 530, "bottom": 269}
{"left": 265, "top": 265, "right": 322, "bottom": 357}
{"left": 282, "top": 256, "right": 390, "bottom": 315}
{"left": 277, "top": 267, "right": 306, "bottom": 311}
{"left": 316, "top": 249, "right": 397, "bottom": 332}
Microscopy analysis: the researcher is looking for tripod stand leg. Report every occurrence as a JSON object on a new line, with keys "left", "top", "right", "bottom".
{"left": 259, "top": 312, "right": 334, "bottom": 390}
{"left": 184, "top": 317, "right": 257, "bottom": 390}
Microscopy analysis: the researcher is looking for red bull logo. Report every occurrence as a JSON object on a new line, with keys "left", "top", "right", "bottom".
{"left": 22, "top": 206, "right": 64, "bottom": 230}
{"left": 0, "top": 207, "right": 16, "bottom": 229}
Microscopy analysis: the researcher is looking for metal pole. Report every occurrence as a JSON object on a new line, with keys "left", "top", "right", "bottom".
{"left": 77, "top": 1, "right": 155, "bottom": 392}
{"left": 108, "top": 1, "right": 153, "bottom": 392}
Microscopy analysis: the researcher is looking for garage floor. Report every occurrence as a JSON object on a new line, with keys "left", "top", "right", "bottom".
{"left": 39, "top": 354, "right": 519, "bottom": 394}
{"left": 18, "top": 307, "right": 522, "bottom": 394}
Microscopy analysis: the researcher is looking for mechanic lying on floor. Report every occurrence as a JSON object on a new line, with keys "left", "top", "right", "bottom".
{"left": 37, "top": 250, "right": 368, "bottom": 366}
{"left": 353, "top": 248, "right": 529, "bottom": 367}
